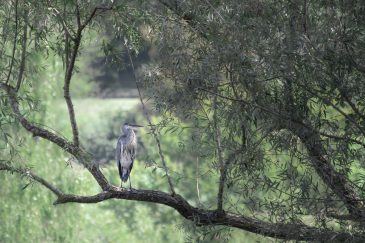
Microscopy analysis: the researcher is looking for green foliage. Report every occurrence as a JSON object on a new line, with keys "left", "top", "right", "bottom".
{"left": 2, "top": 0, "right": 365, "bottom": 242}
{"left": 141, "top": 0, "right": 365, "bottom": 238}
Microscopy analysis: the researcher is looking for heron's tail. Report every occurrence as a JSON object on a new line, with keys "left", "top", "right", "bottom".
{"left": 121, "top": 168, "right": 130, "bottom": 182}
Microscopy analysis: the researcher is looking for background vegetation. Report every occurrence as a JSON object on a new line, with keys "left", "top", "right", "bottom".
{"left": 1, "top": 0, "right": 365, "bottom": 242}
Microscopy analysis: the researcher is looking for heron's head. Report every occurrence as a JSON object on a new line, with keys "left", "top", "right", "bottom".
{"left": 121, "top": 123, "right": 143, "bottom": 134}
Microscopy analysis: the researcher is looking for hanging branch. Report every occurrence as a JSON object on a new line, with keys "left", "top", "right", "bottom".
{"left": 124, "top": 43, "right": 176, "bottom": 196}
{"left": 0, "top": 163, "right": 63, "bottom": 196}
{"left": 15, "top": 11, "right": 27, "bottom": 91}
{"left": 196, "top": 157, "right": 201, "bottom": 203}
{"left": 213, "top": 92, "right": 225, "bottom": 211}
{"left": 5, "top": 0, "right": 19, "bottom": 85}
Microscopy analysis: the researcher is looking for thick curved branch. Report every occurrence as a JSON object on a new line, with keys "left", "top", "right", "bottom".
{"left": 51, "top": 186, "right": 365, "bottom": 242}
{"left": 0, "top": 83, "right": 77, "bottom": 154}
{"left": 198, "top": 87, "right": 365, "bottom": 218}
{"left": 2, "top": 158, "right": 362, "bottom": 241}
{"left": 1, "top": 81, "right": 363, "bottom": 240}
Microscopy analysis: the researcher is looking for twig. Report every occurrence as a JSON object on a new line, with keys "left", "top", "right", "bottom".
{"left": 5, "top": 0, "right": 19, "bottom": 85}
{"left": 319, "top": 132, "right": 365, "bottom": 148}
{"left": 340, "top": 90, "right": 365, "bottom": 122}
{"left": 213, "top": 91, "right": 225, "bottom": 211}
{"left": 0, "top": 163, "right": 63, "bottom": 196}
{"left": 64, "top": 1, "right": 70, "bottom": 68}
{"left": 196, "top": 157, "right": 201, "bottom": 203}
{"left": 298, "top": 83, "right": 365, "bottom": 137}
{"left": 124, "top": 43, "right": 176, "bottom": 196}
{"left": 50, "top": 6, "right": 76, "bottom": 41}
{"left": 16, "top": 13, "right": 27, "bottom": 91}
{"left": 80, "top": 5, "right": 114, "bottom": 31}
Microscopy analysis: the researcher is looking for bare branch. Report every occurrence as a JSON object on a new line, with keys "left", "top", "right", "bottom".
{"left": 124, "top": 44, "right": 176, "bottom": 196}
{"left": 0, "top": 163, "right": 63, "bottom": 196}
{"left": 196, "top": 157, "right": 201, "bottom": 203}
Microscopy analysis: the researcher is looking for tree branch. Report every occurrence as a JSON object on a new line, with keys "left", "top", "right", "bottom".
{"left": 340, "top": 89, "right": 365, "bottom": 122}
{"left": 0, "top": 163, "right": 63, "bottom": 196}
{"left": 319, "top": 131, "right": 365, "bottom": 148}
{"left": 0, "top": 83, "right": 110, "bottom": 191}
{"left": 52, "top": 186, "right": 365, "bottom": 242}
{"left": 63, "top": 33, "right": 80, "bottom": 147}
{"left": 0, "top": 82, "right": 77, "bottom": 154}
{"left": 198, "top": 86, "right": 365, "bottom": 218}
{"left": 2, "top": 158, "right": 362, "bottom": 241}
{"left": 62, "top": 4, "right": 114, "bottom": 147}
{"left": 213, "top": 92, "right": 225, "bottom": 211}
{"left": 49, "top": 6, "right": 76, "bottom": 41}
{"left": 80, "top": 5, "right": 114, "bottom": 31}
{"left": 2, "top": 80, "right": 364, "bottom": 240}
{"left": 299, "top": 84, "right": 365, "bottom": 137}
{"left": 286, "top": 123, "right": 365, "bottom": 218}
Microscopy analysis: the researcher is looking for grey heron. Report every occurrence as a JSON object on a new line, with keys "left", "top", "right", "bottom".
{"left": 116, "top": 122, "right": 143, "bottom": 188}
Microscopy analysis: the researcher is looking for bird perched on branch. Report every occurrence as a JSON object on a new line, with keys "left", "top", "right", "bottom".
{"left": 116, "top": 123, "right": 143, "bottom": 189}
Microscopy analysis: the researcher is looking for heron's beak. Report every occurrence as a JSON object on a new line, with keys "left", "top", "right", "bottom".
{"left": 130, "top": 124, "right": 144, "bottom": 128}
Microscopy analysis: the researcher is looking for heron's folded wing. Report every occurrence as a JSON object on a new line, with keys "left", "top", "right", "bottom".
{"left": 116, "top": 138, "right": 122, "bottom": 164}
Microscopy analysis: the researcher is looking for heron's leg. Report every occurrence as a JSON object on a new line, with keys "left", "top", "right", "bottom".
{"left": 129, "top": 176, "right": 132, "bottom": 189}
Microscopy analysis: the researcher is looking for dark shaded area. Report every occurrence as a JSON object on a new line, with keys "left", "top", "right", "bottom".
{"left": 87, "top": 38, "right": 152, "bottom": 98}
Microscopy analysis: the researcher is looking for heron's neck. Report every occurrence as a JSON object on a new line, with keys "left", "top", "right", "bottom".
{"left": 124, "top": 129, "right": 135, "bottom": 142}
